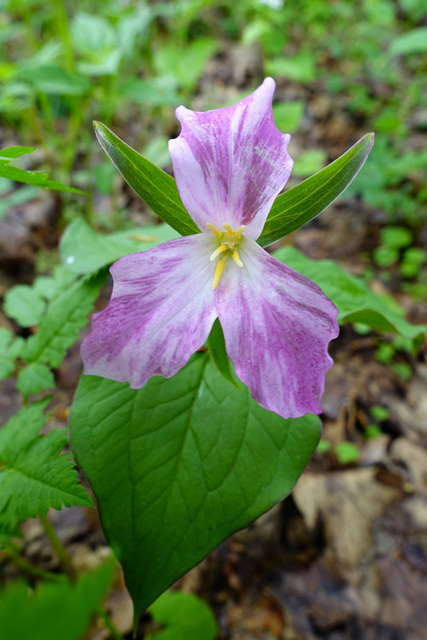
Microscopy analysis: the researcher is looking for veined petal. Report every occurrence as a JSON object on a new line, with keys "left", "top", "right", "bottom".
{"left": 169, "top": 78, "right": 293, "bottom": 241}
{"left": 81, "top": 235, "right": 218, "bottom": 388}
{"left": 215, "top": 239, "right": 339, "bottom": 419}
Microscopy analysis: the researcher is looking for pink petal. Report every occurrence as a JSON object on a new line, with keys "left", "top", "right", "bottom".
{"left": 215, "top": 239, "right": 339, "bottom": 419}
{"left": 169, "top": 78, "right": 293, "bottom": 241}
{"left": 81, "top": 235, "right": 217, "bottom": 388}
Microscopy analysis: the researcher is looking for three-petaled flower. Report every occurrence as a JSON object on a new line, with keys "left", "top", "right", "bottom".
{"left": 82, "top": 78, "right": 339, "bottom": 420}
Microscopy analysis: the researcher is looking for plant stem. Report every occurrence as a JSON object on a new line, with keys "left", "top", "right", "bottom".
{"left": 52, "top": 0, "right": 75, "bottom": 72}
{"left": 38, "top": 513, "right": 123, "bottom": 639}
{"left": 38, "top": 512, "right": 76, "bottom": 581}
{"left": 5, "top": 545, "right": 66, "bottom": 582}
{"left": 97, "top": 608, "right": 125, "bottom": 640}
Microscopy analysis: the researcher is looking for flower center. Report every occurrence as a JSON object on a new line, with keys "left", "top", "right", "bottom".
{"left": 207, "top": 222, "right": 245, "bottom": 290}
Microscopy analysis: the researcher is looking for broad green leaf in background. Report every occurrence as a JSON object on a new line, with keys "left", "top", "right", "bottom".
{"left": 0, "top": 402, "right": 93, "bottom": 528}
{"left": 71, "top": 13, "right": 121, "bottom": 76}
{"left": 70, "top": 353, "right": 321, "bottom": 623}
{"left": 265, "top": 53, "right": 317, "bottom": 83}
{"left": 117, "top": 10, "right": 153, "bottom": 57}
{"left": 144, "top": 136, "right": 171, "bottom": 167}
{"left": 153, "top": 39, "right": 217, "bottom": 92}
{"left": 22, "top": 270, "right": 106, "bottom": 367}
{"left": 119, "top": 77, "right": 179, "bottom": 107}
{"left": 292, "top": 149, "right": 327, "bottom": 178}
{"left": 93, "top": 122, "right": 198, "bottom": 237}
{"left": 380, "top": 225, "right": 412, "bottom": 249}
{"left": 143, "top": 135, "right": 172, "bottom": 169}
{"left": 0, "top": 147, "right": 83, "bottom": 193}
{"left": 0, "top": 558, "right": 115, "bottom": 640}
{"left": 94, "top": 123, "right": 373, "bottom": 247}
{"left": 147, "top": 591, "right": 218, "bottom": 640}
{"left": 274, "top": 247, "right": 426, "bottom": 344}
{"left": 389, "top": 27, "right": 427, "bottom": 56}
{"left": 16, "top": 64, "right": 91, "bottom": 96}
{"left": 60, "top": 218, "right": 179, "bottom": 274}
{"left": 242, "top": 19, "right": 274, "bottom": 46}
{"left": 71, "top": 13, "right": 116, "bottom": 58}
{"left": 94, "top": 161, "right": 117, "bottom": 194}
{"left": 272, "top": 100, "right": 305, "bottom": 133}
{"left": 257, "top": 133, "right": 375, "bottom": 247}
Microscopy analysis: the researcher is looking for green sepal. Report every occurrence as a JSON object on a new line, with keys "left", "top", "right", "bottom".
{"left": 93, "top": 122, "right": 198, "bottom": 237}
{"left": 94, "top": 124, "right": 373, "bottom": 248}
{"left": 257, "top": 133, "right": 375, "bottom": 247}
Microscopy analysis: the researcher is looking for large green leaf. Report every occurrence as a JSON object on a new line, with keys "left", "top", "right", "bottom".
{"left": 93, "top": 122, "right": 198, "bottom": 237}
{"left": 257, "top": 133, "right": 375, "bottom": 247}
{"left": 60, "top": 218, "right": 179, "bottom": 274}
{"left": 70, "top": 353, "right": 320, "bottom": 622}
{"left": 16, "top": 64, "right": 91, "bottom": 96}
{"left": 94, "top": 122, "right": 373, "bottom": 246}
{"left": 0, "top": 559, "right": 115, "bottom": 640}
{"left": 148, "top": 591, "right": 217, "bottom": 640}
{"left": 274, "top": 246, "right": 426, "bottom": 344}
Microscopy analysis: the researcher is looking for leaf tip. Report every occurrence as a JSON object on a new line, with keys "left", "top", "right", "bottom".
{"left": 366, "top": 131, "right": 375, "bottom": 144}
{"left": 93, "top": 121, "right": 109, "bottom": 143}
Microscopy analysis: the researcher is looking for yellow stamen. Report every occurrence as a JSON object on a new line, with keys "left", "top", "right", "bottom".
{"left": 235, "top": 225, "right": 245, "bottom": 240}
{"left": 210, "top": 244, "right": 227, "bottom": 261}
{"left": 223, "top": 223, "right": 234, "bottom": 237}
{"left": 212, "top": 259, "right": 226, "bottom": 290}
{"left": 206, "top": 222, "right": 222, "bottom": 237}
{"left": 233, "top": 249, "right": 243, "bottom": 267}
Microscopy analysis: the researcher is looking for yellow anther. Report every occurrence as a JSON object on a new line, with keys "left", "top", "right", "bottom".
{"left": 223, "top": 223, "right": 234, "bottom": 237}
{"left": 233, "top": 249, "right": 243, "bottom": 267}
{"left": 235, "top": 225, "right": 245, "bottom": 240}
{"left": 212, "top": 259, "right": 226, "bottom": 290}
{"left": 210, "top": 244, "right": 227, "bottom": 261}
{"left": 206, "top": 222, "right": 222, "bottom": 237}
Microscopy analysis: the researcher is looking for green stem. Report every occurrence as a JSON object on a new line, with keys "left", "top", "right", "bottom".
{"left": 38, "top": 513, "right": 123, "bottom": 639}
{"left": 97, "top": 608, "right": 125, "bottom": 640}
{"left": 38, "top": 512, "right": 76, "bottom": 581}
{"left": 38, "top": 92, "right": 57, "bottom": 142}
{"left": 52, "top": 0, "right": 75, "bottom": 72}
{"left": 5, "top": 545, "right": 66, "bottom": 582}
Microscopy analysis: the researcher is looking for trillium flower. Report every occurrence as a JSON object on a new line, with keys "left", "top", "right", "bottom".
{"left": 82, "top": 78, "right": 339, "bottom": 419}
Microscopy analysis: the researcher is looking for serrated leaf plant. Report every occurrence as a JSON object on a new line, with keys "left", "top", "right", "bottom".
{"left": 0, "top": 146, "right": 82, "bottom": 193}
{"left": 0, "top": 265, "right": 106, "bottom": 539}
